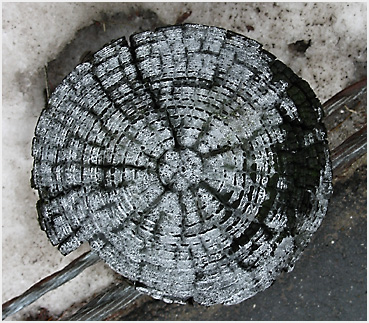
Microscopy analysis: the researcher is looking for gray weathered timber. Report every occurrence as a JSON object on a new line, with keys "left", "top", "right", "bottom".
{"left": 31, "top": 24, "right": 333, "bottom": 306}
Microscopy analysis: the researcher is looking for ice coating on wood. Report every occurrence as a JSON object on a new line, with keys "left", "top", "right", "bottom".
{"left": 31, "top": 24, "right": 332, "bottom": 305}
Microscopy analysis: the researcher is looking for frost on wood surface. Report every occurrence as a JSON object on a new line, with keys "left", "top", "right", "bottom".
{"left": 31, "top": 24, "right": 332, "bottom": 306}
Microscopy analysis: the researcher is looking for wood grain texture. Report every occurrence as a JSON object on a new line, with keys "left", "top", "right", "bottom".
{"left": 31, "top": 24, "right": 332, "bottom": 305}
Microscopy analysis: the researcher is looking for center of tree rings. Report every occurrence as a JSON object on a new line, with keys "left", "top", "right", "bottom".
{"left": 159, "top": 149, "right": 202, "bottom": 191}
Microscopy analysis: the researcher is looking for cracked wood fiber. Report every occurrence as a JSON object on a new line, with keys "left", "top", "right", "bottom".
{"left": 31, "top": 24, "right": 333, "bottom": 306}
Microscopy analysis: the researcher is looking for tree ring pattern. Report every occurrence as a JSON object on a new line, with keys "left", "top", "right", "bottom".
{"left": 31, "top": 24, "right": 333, "bottom": 305}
